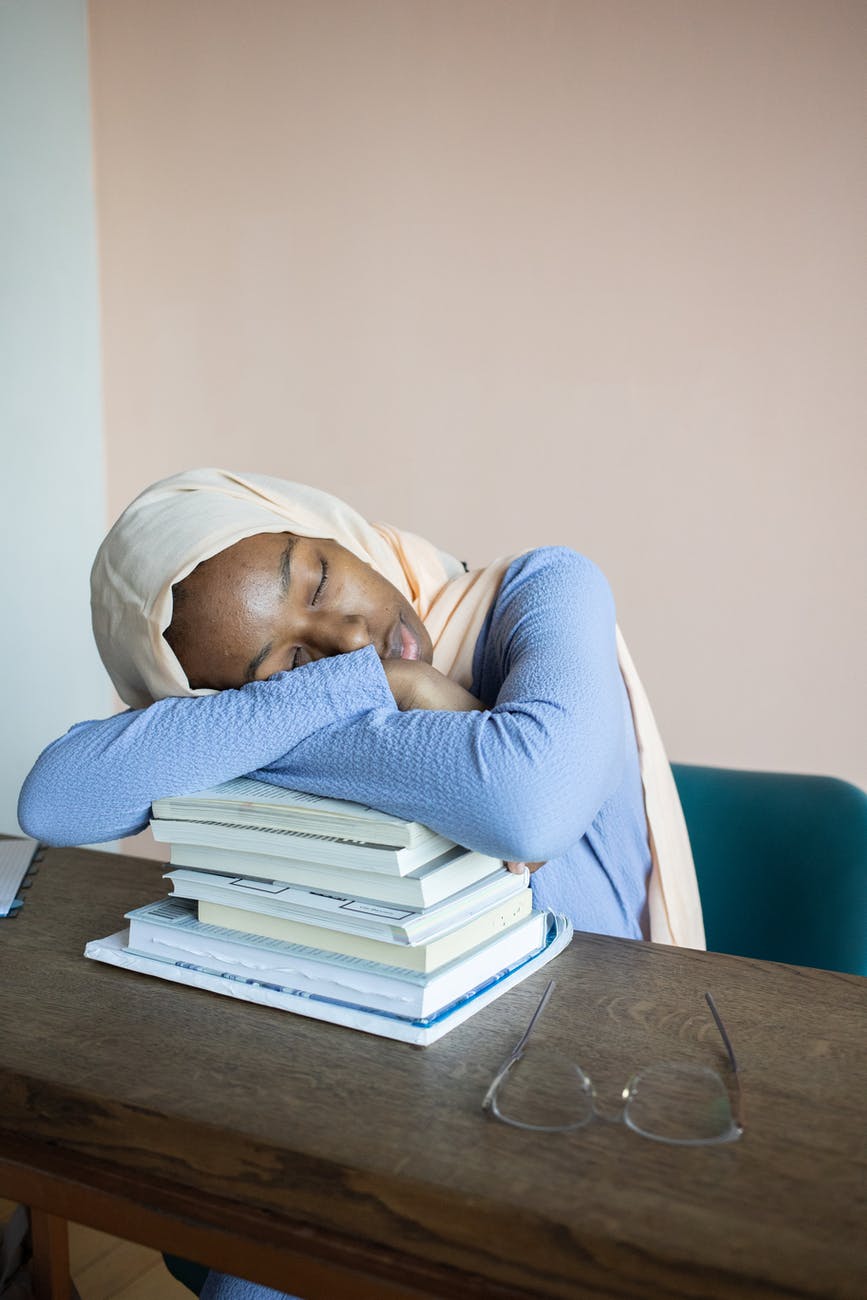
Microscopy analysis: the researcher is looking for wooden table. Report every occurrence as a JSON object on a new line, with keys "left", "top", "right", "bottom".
{"left": 0, "top": 846, "right": 865, "bottom": 1299}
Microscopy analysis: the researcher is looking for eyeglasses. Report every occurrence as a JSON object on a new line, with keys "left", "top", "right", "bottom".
{"left": 482, "top": 981, "right": 744, "bottom": 1145}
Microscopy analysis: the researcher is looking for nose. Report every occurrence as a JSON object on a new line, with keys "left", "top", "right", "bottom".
{"left": 311, "top": 612, "right": 372, "bottom": 657}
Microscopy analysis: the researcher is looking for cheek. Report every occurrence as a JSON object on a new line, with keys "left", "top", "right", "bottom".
{"left": 360, "top": 569, "right": 400, "bottom": 615}
{"left": 206, "top": 602, "right": 251, "bottom": 655}
{"left": 235, "top": 573, "right": 282, "bottom": 625}
{"left": 195, "top": 596, "right": 262, "bottom": 671}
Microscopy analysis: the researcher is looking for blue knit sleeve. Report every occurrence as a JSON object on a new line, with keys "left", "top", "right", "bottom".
{"left": 17, "top": 646, "right": 395, "bottom": 846}
{"left": 255, "top": 548, "right": 627, "bottom": 863}
{"left": 19, "top": 548, "right": 625, "bottom": 861}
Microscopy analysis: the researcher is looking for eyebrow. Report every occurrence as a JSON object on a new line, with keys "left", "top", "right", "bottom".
{"left": 278, "top": 534, "right": 297, "bottom": 596}
{"left": 243, "top": 536, "right": 296, "bottom": 684}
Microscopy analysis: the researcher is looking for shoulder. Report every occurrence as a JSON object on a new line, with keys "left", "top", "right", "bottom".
{"left": 474, "top": 546, "right": 616, "bottom": 685}
{"left": 496, "top": 546, "right": 613, "bottom": 607}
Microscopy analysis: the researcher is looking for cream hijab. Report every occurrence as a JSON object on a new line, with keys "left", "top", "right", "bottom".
{"left": 91, "top": 468, "right": 705, "bottom": 949}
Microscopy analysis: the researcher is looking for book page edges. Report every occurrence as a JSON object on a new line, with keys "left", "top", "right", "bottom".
{"left": 84, "top": 916, "right": 573, "bottom": 1046}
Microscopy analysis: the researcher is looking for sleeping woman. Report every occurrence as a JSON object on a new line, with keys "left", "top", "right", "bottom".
{"left": 18, "top": 467, "right": 704, "bottom": 1300}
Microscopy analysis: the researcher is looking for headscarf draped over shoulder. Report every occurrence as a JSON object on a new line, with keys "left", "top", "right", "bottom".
{"left": 91, "top": 467, "right": 704, "bottom": 949}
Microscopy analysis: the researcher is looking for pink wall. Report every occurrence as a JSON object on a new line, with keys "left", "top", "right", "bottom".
{"left": 89, "top": 0, "right": 866, "bottom": 806}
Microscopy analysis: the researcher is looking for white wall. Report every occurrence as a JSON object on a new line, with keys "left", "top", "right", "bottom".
{"left": 0, "top": 0, "right": 111, "bottom": 835}
{"left": 90, "top": 0, "right": 866, "bottom": 794}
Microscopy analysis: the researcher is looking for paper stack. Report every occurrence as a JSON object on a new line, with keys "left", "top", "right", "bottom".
{"left": 85, "top": 777, "right": 571, "bottom": 1044}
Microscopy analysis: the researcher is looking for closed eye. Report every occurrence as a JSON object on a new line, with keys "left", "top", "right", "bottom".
{"left": 288, "top": 561, "right": 329, "bottom": 669}
{"left": 312, "top": 558, "right": 328, "bottom": 605}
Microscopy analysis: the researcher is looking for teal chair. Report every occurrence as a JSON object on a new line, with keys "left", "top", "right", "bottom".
{"left": 672, "top": 764, "right": 867, "bottom": 976}
{"left": 163, "top": 764, "right": 867, "bottom": 1296}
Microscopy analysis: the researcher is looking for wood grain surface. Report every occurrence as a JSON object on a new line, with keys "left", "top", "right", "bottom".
{"left": 1, "top": 845, "right": 865, "bottom": 1299}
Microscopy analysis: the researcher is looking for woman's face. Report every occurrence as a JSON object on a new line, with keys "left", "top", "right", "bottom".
{"left": 165, "top": 531, "right": 433, "bottom": 690}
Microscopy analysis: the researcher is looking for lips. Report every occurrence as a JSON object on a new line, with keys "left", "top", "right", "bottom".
{"left": 399, "top": 618, "right": 420, "bottom": 660}
{"left": 385, "top": 616, "right": 419, "bottom": 661}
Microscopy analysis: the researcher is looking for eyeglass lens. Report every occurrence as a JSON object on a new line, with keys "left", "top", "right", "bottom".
{"left": 623, "top": 1062, "right": 736, "bottom": 1143}
{"left": 493, "top": 1050, "right": 736, "bottom": 1142}
{"left": 493, "top": 1046, "right": 594, "bottom": 1131}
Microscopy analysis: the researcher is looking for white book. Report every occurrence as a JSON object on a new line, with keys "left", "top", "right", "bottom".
{"left": 84, "top": 914, "right": 573, "bottom": 1045}
{"left": 150, "top": 818, "right": 454, "bottom": 875}
{"left": 0, "top": 837, "right": 39, "bottom": 917}
{"left": 124, "top": 897, "right": 550, "bottom": 1019}
{"left": 164, "top": 865, "right": 528, "bottom": 945}
{"left": 152, "top": 777, "right": 445, "bottom": 850}
{"left": 198, "top": 891, "right": 535, "bottom": 973}
{"left": 165, "top": 840, "right": 505, "bottom": 909}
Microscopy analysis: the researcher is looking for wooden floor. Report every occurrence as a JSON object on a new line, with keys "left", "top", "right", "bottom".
{"left": 1, "top": 1199, "right": 193, "bottom": 1299}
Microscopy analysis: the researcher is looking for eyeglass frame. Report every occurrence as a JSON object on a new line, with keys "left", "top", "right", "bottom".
{"left": 482, "top": 980, "right": 745, "bottom": 1144}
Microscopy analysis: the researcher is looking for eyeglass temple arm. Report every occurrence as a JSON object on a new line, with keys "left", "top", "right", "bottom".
{"left": 481, "top": 979, "right": 557, "bottom": 1112}
{"left": 705, "top": 992, "right": 745, "bottom": 1133}
{"left": 512, "top": 978, "right": 557, "bottom": 1055}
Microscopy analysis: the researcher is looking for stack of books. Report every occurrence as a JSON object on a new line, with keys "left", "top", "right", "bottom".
{"left": 85, "top": 777, "right": 571, "bottom": 1044}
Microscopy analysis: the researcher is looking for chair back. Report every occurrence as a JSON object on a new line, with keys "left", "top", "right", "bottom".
{"left": 672, "top": 764, "right": 867, "bottom": 976}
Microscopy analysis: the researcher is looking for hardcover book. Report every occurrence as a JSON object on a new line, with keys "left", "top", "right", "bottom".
{"left": 85, "top": 913, "right": 573, "bottom": 1045}
{"left": 152, "top": 777, "right": 449, "bottom": 851}
{"left": 164, "top": 865, "right": 527, "bottom": 943}
{"left": 151, "top": 817, "right": 458, "bottom": 876}
{"left": 196, "top": 890, "right": 535, "bottom": 973}
{"left": 164, "top": 840, "right": 505, "bottom": 908}
{"left": 123, "top": 897, "right": 551, "bottom": 1020}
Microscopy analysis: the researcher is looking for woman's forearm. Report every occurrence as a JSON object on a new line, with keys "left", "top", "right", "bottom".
{"left": 255, "top": 690, "right": 625, "bottom": 863}
{"left": 17, "top": 647, "right": 395, "bottom": 846}
{"left": 255, "top": 551, "right": 628, "bottom": 862}
{"left": 20, "top": 548, "right": 626, "bottom": 863}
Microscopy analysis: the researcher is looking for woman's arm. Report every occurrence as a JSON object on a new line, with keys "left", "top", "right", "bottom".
{"left": 19, "top": 548, "right": 625, "bottom": 860}
{"left": 17, "top": 647, "right": 395, "bottom": 845}
{"left": 253, "top": 548, "right": 628, "bottom": 863}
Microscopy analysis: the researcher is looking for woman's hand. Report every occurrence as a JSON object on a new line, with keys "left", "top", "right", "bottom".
{"left": 381, "top": 659, "right": 484, "bottom": 713}
{"left": 381, "top": 661, "right": 546, "bottom": 872}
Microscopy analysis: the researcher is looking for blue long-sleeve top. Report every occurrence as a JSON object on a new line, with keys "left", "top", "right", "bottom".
{"left": 19, "top": 548, "right": 652, "bottom": 939}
